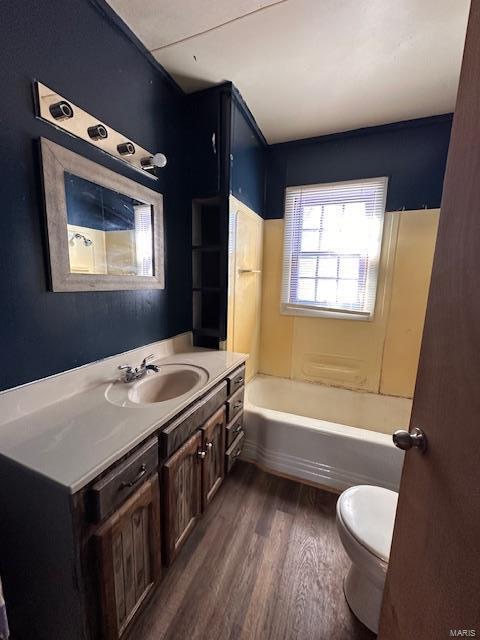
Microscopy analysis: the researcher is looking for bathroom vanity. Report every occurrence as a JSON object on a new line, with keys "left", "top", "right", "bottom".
{"left": 0, "top": 336, "right": 246, "bottom": 640}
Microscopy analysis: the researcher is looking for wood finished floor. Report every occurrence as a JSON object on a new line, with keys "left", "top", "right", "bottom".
{"left": 132, "top": 462, "right": 376, "bottom": 640}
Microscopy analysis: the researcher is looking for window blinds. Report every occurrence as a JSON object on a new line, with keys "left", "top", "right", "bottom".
{"left": 281, "top": 177, "right": 388, "bottom": 319}
{"left": 134, "top": 204, "right": 154, "bottom": 277}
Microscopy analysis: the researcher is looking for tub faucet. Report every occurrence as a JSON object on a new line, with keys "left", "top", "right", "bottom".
{"left": 118, "top": 354, "right": 159, "bottom": 383}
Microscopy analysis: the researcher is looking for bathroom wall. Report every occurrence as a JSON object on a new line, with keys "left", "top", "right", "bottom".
{"left": 266, "top": 115, "right": 452, "bottom": 219}
{"left": 0, "top": 0, "right": 190, "bottom": 391}
{"left": 230, "top": 89, "right": 267, "bottom": 217}
{"left": 259, "top": 116, "right": 450, "bottom": 398}
{"left": 380, "top": 210, "right": 440, "bottom": 397}
{"left": 227, "top": 196, "right": 264, "bottom": 382}
{"left": 259, "top": 211, "right": 439, "bottom": 397}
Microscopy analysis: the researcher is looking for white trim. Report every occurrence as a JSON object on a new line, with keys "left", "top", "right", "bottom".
{"left": 280, "top": 302, "right": 373, "bottom": 321}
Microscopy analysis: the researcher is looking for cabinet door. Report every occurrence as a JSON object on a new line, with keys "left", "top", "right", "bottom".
{"left": 201, "top": 405, "right": 226, "bottom": 510}
{"left": 188, "top": 92, "right": 221, "bottom": 196}
{"left": 162, "top": 431, "right": 203, "bottom": 566}
{"left": 95, "top": 475, "right": 161, "bottom": 640}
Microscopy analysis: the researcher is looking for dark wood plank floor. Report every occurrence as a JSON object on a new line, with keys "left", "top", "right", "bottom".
{"left": 132, "top": 462, "right": 376, "bottom": 640}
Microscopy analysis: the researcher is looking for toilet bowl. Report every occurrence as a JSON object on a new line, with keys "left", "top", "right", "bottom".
{"left": 336, "top": 485, "right": 398, "bottom": 634}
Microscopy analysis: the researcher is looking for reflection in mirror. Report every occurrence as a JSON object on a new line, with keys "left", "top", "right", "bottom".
{"left": 64, "top": 173, "right": 154, "bottom": 276}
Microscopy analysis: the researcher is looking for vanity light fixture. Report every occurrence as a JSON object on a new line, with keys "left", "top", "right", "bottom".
{"left": 141, "top": 153, "right": 168, "bottom": 171}
{"left": 87, "top": 124, "right": 108, "bottom": 141}
{"left": 117, "top": 141, "right": 136, "bottom": 156}
{"left": 35, "top": 82, "right": 161, "bottom": 179}
{"left": 49, "top": 100, "right": 74, "bottom": 121}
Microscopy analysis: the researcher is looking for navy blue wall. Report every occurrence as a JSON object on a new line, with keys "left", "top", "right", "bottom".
{"left": 266, "top": 115, "right": 453, "bottom": 218}
{"left": 0, "top": 0, "right": 190, "bottom": 391}
{"left": 230, "top": 90, "right": 267, "bottom": 216}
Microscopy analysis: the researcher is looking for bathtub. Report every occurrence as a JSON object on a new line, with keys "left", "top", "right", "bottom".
{"left": 243, "top": 375, "right": 412, "bottom": 492}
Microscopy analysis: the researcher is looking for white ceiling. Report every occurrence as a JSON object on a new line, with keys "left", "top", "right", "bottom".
{"left": 107, "top": 0, "right": 470, "bottom": 144}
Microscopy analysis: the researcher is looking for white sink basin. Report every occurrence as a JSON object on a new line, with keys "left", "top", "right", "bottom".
{"left": 106, "top": 363, "right": 209, "bottom": 408}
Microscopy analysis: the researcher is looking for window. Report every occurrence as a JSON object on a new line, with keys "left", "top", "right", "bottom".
{"left": 281, "top": 177, "right": 388, "bottom": 320}
{"left": 134, "top": 204, "right": 154, "bottom": 276}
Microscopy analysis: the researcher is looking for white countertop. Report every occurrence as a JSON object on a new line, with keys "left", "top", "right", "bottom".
{"left": 0, "top": 344, "right": 246, "bottom": 493}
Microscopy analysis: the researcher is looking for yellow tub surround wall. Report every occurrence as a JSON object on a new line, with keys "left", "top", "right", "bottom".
{"left": 227, "top": 196, "right": 264, "bottom": 381}
{"left": 380, "top": 210, "right": 440, "bottom": 397}
{"left": 67, "top": 224, "right": 107, "bottom": 274}
{"left": 259, "top": 210, "right": 439, "bottom": 398}
{"left": 105, "top": 230, "right": 136, "bottom": 275}
{"left": 67, "top": 225, "right": 140, "bottom": 276}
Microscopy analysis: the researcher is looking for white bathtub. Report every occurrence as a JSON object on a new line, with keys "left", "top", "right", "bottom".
{"left": 243, "top": 375, "right": 412, "bottom": 492}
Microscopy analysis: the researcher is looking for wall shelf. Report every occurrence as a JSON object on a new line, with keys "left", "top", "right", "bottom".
{"left": 192, "top": 196, "right": 227, "bottom": 347}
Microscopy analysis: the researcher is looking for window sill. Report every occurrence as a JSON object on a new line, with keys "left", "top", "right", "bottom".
{"left": 280, "top": 303, "right": 374, "bottom": 322}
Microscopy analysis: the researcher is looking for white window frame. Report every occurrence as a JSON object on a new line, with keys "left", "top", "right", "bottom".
{"left": 280, "top": 177, "right": 388, "bottom": 321}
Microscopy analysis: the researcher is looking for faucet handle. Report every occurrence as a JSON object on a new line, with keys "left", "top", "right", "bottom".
{"left": 118, "top": 364, "right": 133, "bottom": 371}
{"left": 141, "top": 354, "right": 156, "bottom": 367}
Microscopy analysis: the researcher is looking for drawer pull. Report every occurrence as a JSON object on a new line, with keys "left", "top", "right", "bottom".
{"left": 197, "top": 449, "right": 207, "bottom": 460}
{"left": 236, "top": 377, "right": 244, "bottom": 384}
{"left": 119, "top": 464, "right": 147, "bottom": 489}
{"left": 205, "top": 441, "right": 213, "bottom": 451}
{"left": 234, "top": 424, "right": 243, "bottom": 433}
{"left": 233, "top": 401, "right": 243, "bottom": 410}
{"left": 233, "top": 449, "right": 242, "bottom": 459}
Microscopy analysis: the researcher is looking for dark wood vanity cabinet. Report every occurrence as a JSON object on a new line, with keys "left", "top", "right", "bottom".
{"left": 162, "top": 404, "right": 227, "bottom": 565}
{"left": 200, "top": 406, "right": 226, "bottom": 510}
{"left": 58, "top": 367, "right": 245, "bottom": 640}
{"left": 94, "top": 475, "right": 162, "bottom": 640}
{"left": 162, "top": 431, "right": 203, "bottom": 566}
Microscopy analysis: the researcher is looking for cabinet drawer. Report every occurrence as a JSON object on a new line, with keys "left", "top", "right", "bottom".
{"left": 159, "top": 381, "right": 228, "bottom": 459}
{"left": 90, "top": 438, "right": 158, "bottom": 523}
{"left": 226, "top": 387, "right": 244, "bottom": 422}
{"left": 225, "top": 411, "right": 244, "bottom": 448}
{"left": 225, "top": 431, "right": 244, "bottom": 473}
{"left": 227, "top": 365, "right": 245, "bottom": 396}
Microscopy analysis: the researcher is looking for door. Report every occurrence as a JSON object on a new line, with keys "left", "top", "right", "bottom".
{"left": 162, "top": 431, "right": 203, "bottom": 566}
{"left": 201, "top": 405, "right": 226, "bottom": 510}
{"left": 379, "top": 4, "right": 480, "bottom": 638}
{"left": 95, "top": 475, "right": 162, "bottom": 640}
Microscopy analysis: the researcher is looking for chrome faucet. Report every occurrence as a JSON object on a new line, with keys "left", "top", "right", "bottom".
{"left": 118, "top": 354, "right": 159, "bottom": 383}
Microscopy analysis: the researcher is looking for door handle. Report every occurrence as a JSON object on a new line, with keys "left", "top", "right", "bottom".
{"left": 393, "top": 427, "right": 427, "bottom": 453}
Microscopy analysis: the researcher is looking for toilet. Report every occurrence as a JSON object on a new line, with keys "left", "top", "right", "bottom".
{"left": 336, "top": 485, "right": 398, "bottom": 634}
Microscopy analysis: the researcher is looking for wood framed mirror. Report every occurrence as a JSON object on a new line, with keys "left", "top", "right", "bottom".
{"left": 40, "top": 137, "right": 164, "bottom": 292}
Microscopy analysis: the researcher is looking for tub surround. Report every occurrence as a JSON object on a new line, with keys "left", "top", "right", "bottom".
{"left": 259, "top": 210, "right": 439, "bottom": 398}
{"left": 0, "top": 332, "right": 246, "bottom": 492}
{"left": 226, "top": 195, "right": 264, "bottom": 382}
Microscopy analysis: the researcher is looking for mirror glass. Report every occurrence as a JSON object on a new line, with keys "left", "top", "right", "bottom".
{"left": 64, "top": 172, "right": 154, "bottom": 276}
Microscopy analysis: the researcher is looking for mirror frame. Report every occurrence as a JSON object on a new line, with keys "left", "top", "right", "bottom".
{"left": 40, "top": 137, "right": 164, "bottom": 291}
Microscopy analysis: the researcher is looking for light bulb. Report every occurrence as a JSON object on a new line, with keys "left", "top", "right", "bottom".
{"left": 152, "top": 153, "right": 167, "bottom": 168}
{"left": 141, "top": 153, "right": 167, "bottom": 170}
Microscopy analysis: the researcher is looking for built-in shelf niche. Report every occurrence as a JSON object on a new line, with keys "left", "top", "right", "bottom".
{"left": 192, "top": 197, "right": 226, "bottom": 348}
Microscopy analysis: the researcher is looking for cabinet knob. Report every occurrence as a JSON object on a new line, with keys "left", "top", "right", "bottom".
{"left": 197, "top": 449, "right": 207, "bottom": 460}
{"left": 205, "top": 441, "right": 213, "bottom": 451}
